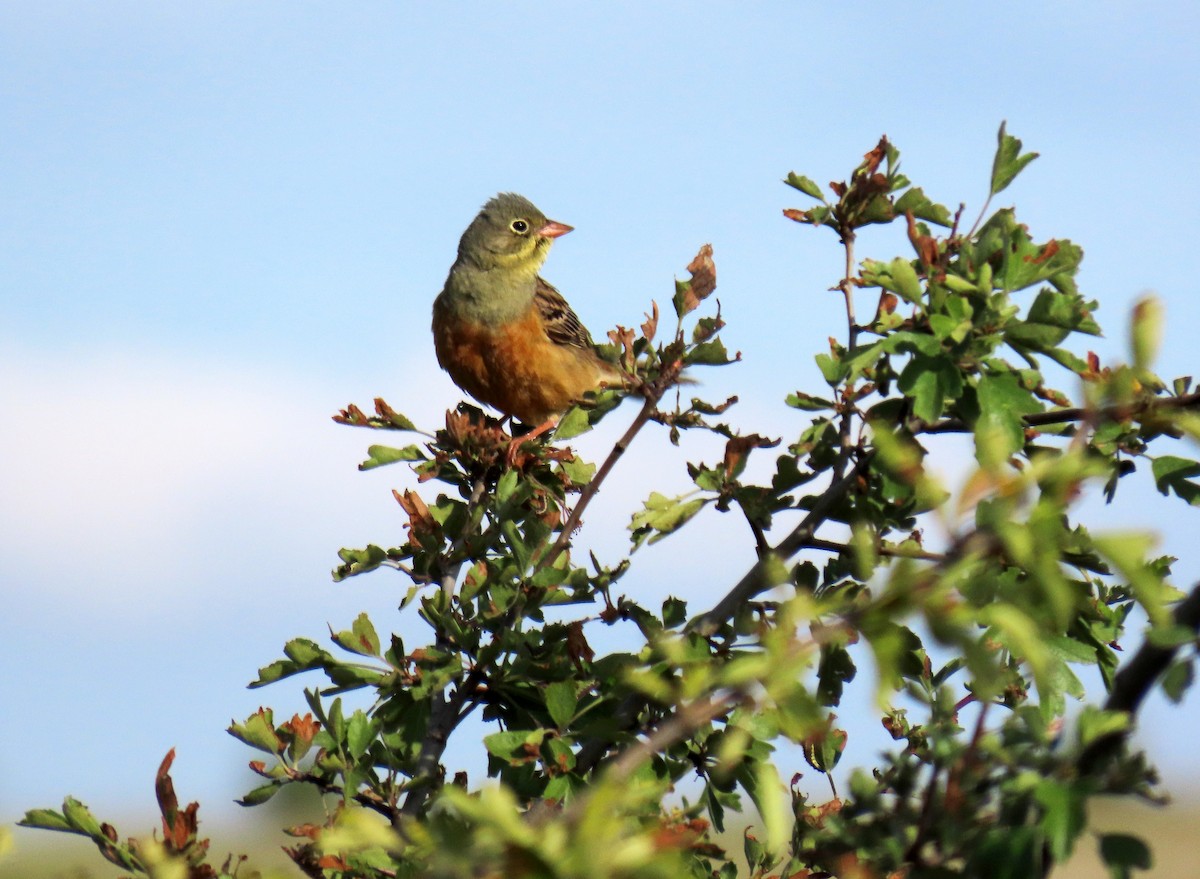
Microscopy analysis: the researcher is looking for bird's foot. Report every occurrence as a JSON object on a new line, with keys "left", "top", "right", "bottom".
{"left": 505, "top": 417, "right": 559, "bottom": 467}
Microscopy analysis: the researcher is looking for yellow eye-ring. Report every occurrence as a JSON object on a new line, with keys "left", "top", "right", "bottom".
{"left": 510, "top": 219, "right": 529, "bottom": 234}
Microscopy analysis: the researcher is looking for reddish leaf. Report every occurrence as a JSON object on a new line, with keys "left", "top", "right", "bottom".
{"left": 722, "top": 434, "right": 781, "bottom": 479}
{"left": 155, "top": 749, "right": 179, "bottom": 828}
{"left": 641, "top": 300, "right": 660, "bottom": 343}
{"left": 566, "top": 621, "right": 594, "bottom": 669}
{"left": 394, "top": 489, "right": 437, "bottom": 540}
{"left": 1026, "top": 239, "right": 1060, "bottom": 264}
{"left": 905, "top": 210, "right": 939, "bottom": 266}
{"left": 284, "top": 712, "right": 321, "bottom": 745}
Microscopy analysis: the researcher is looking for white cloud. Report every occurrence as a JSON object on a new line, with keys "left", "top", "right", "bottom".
{"left": 0, "top": 346, "right": 386, "bottom": 612}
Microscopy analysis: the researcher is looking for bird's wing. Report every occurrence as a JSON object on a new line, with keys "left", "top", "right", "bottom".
{"left": 534, "top": 276, "right": 597, "bottom": 350}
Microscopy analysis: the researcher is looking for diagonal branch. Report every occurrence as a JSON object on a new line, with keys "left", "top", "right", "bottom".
{"left": 1077, "top": 581, "right": 1200, "bottom": 776}
{"left": 690, "top": 457, "right": 867, "bottom": 637}
{"left": 536, "top": 393, "right": 660, "bottom": 573}
{"left": 574, "top": 457, "right": 868, "bottom": 775}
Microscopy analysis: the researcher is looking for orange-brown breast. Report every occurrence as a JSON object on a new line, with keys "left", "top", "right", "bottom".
{"left": 432, "top": 298, "right": 615, "bottom": 424}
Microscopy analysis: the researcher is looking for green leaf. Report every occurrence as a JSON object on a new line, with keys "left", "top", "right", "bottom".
{"left": 18, "top": 808, "right": 73, "bottom": 833}
{"left": 662, "top": 595, "right": 688, "bottom": 628}
{"left": 888, "top": 257, "right": 923, "bottom": 304}
{"left": 1161, "top": 658, "right": 1194, "bottom": 703}
{"left": 545, "top": 681, "right": 577, "bottom": 730}
{"left": 815, "top": 352, "right": 847, "bottom": 386}
{"left": 991, "top": 121, "right": 1039, "bottom": 195}
{"left": 1076, "top": 707, "right": 1129, "bottom": 748}
{"left": 1130, "top": 295, "right": 1165, "bottom": 371}
{"left": 739, "top": 759, "right": 788, "bottom": 856}
{"left": 484, "top": 729, "right": 543, "bottom": 764}
{"left": 250, "top": 637, "right": 335, "bottom": 688}
{"left": 1146, "top": 624, "right": 1198, "bottom": 648}
{"left": 229, "top": 709, "right": 284, "bottom": 755}
{"left": 333, "top": 544, "right": 392, "bottom": 581}
{"left": 785, "top": 391, "right": 834, "bottom": 411}
{"left": 1151, "top": 455, "right": 1200, "bottom": 505}
{"left": 237, "top": 781, "right": 284, "bottom": 807}
{"left": 894, "top": 186, "right": 953, "bottom": 226}
{"left": 784, "top": 172, "right": 825, "bottom": 200}
{"left": 974, "top": 371, "right": 1042, "bottom": 460}
{"left": 1034, "top": 778, "right": 1085, "bottom": 862}
{"left": 346, "top": 710, "right": 375, "bottom": 759}
{"left": 331, "top": 612, "right": 382, "bottom": 657}
{"left": 687, "top": 338, "right": 734, "bottom": 366}
{"left": 1099, "top": 833, "right": 1152, "bottom": 879}
{"left": 898, "top": 354, "right": 963, "bottom": 422}
{"left": 559, "top": 454, "right": 597, "bottom": 485}
{"left": 816, "top": 643, "right": 856, "bottom": 707}
{"left": 629, "top": 492, "right": 709, "bottom": 549}
{"left": 358, "top": 444, "right": 425, "bottom": 471}
{"left": 801, "top": 725, "right": 846, "bottom": 774}
{"left": 62, "top": 797, "right": 104, "bottom": 837}
{"left": 553, "top": 406, "right": 593, "bottom": 440}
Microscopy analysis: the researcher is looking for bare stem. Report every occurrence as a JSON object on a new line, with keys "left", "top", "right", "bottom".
{"left": 690, "top": 457, "right": 868, "bottom": 637}
{"left": 806, "top": 536, "right": 945, "bottom": 562}
{"left": 833, "top": 230, "right": 859, "bottom": 483}
{"left": 743, "top": 506, "right": 770, "bottom": 558}
{"left": 537, "top": 394, "right": 659, "bottom": 573}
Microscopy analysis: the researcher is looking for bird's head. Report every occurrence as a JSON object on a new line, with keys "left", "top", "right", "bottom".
{"left": 456, "top": 192, "right": 572, "bottom": 274}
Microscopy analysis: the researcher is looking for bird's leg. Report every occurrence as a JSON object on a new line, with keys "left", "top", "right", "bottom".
{"left": 506, "top": 416, "right": 559, "bottom": 466}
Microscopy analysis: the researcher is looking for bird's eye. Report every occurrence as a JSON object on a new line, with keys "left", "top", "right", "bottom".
{"left": 510, "top": 219, "right": 529, "bottom": 234}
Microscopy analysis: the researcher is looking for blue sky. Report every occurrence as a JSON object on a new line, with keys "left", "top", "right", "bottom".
{"left": 4, "top": 0, "right": 1200, "bottom": 851}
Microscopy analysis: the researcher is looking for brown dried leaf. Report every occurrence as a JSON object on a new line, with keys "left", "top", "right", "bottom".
{"left": 566, "top": 620, "right": 595, "bottom": 669}
{"left": 285, "top": 712, "right": 321, "bottom": 744}
{"left": 394, "top": 489, "right": 437, "bottom": 540}
{"left": 608, "top": 325, "right": 636, "bottom": 372}
{"left": 722, "top": 433, "right": 781, "bottom": 479}
{"left": 875, "top": 291, "right": 899, "bottom": 319}
{"left": 687, "top": 244, "right": 717, "bottom": 302}
{"left": 641, "top": 300, "right": 660, "bottom": 343}
{"left": 859, "top": 135, "right": 889, "bottom": 178}
{"left": 155, "top": 749, "right": 179, "bottom": 828}
{"left": 905, "top": 210, "right": 939, "bottom": 266}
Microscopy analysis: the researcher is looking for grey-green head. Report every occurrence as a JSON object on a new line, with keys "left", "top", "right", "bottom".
{"left": 454, "top": 193, "right": 573, "bottom": 273}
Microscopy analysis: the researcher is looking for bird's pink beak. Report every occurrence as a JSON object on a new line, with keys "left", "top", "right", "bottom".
{"left": 537, "top": 220, "right": 574, "bottom": 239}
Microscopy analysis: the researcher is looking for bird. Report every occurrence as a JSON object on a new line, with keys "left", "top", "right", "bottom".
{"left": 431, "top": 193, "right": 623, "bottom": 449}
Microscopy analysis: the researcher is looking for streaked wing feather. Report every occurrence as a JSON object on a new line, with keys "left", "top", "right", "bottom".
{"left": 534, "top": 277, "right": 596, "bottom": 349}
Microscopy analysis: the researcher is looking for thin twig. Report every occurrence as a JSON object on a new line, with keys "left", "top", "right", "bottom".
{"left": 440, "top": 477, "right": 488, "bottom": 595}
{"left": 806, "top": 536, "right": 945, "bottom": 562}
{"left": 743, "top": 506, "right": 770, "bottom": 558}
{"left": 690, "top": 457, "right": 868, "bottom": 637}
{"left": 563, "top": 690, "right": 748, "bottom": 825}
{"left": 913, "top": 391, "right": 1200, "bottom": 436}
{"left": 536, "top": 394, "right": 660, "bottom": 573}
{"left": 575, "top": 459, "right": 870, "bottom": 776}
{"left": 833, "top": 230, "right": 859, "bottom": 483}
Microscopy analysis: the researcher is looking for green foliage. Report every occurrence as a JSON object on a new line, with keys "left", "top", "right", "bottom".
{"left": 24, "top": 125, "right": 1200, "bottom": 879}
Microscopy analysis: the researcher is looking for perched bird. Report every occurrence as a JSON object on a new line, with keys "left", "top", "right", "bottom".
{"left": 432, "top": 193, "right": 622, "bottom": 442}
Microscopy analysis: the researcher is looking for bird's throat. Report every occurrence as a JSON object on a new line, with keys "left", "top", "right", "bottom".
{"left": 442, "top": 264, "right": 538, "bottom": 325}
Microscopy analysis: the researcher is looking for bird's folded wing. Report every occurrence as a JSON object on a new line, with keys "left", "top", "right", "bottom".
{"left": 534, "top": 277, "right": 597, "bottom": 350}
